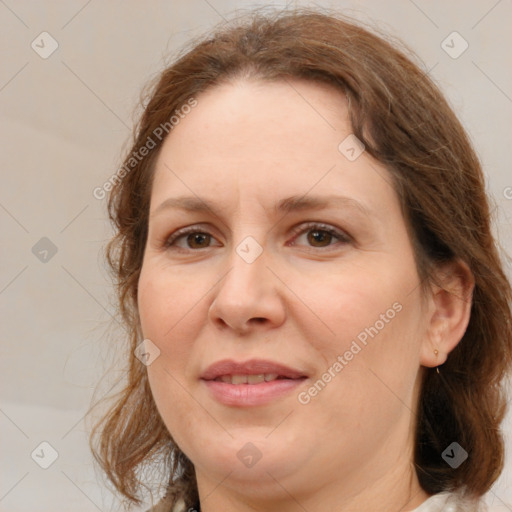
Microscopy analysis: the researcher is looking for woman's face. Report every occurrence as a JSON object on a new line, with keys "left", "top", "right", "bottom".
{"left": 138, "top": 79, "right": 432, "bottom": 504}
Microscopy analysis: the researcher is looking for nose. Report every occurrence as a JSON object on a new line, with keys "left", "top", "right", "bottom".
{"left": 208, "top": 242, "right": 286, "bottom": 335}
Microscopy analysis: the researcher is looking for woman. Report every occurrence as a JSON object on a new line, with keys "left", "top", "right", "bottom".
{"left": 89, "top": 7, "right": 512, "bottom": 512}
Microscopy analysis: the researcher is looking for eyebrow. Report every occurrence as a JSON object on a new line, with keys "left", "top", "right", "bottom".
{"left": 151, "top": 194, "right": 373, "bottom": 219}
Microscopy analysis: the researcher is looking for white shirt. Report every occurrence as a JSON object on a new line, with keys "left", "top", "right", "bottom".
{"left": 411, "top": 492, "right": 482, "bottom": 512}
{"left": 165, "top": 492, "right": 482, "bottom": 512}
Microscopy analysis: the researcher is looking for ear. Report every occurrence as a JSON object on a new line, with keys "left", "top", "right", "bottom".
{"left": 420, "top": 258, "right": 475, "bottom": 368}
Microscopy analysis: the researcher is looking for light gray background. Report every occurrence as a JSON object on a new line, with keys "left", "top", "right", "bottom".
{"left": 1, "top": 1, "right": 511, "bottom": 510}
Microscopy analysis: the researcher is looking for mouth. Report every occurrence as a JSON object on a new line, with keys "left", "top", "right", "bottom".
{"left": 200, "top": 359, "right": 308, "bottom": 406}
{"left": 200, "top": 358, "right": 308, "bottom": 381}
{"left": 212, "top": 373, "right": 295, "bottom": 384}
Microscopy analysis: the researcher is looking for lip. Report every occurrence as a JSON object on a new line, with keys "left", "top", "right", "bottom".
{"left": 200, "top": 358, "right": 308, "bottom": 407}
{"left": 200, "top": 358, "right": 307, "bottom": 380}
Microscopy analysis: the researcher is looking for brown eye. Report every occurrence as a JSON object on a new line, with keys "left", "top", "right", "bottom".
{"left": 307, "top": 229, "right": 333, "bottom": 247}
{"left": 290, "top": 222, "right": 350, "bottom": 250}
{"left": 185, "top": 233, "right": 211, "bottom": 249}
{"left": 164, "top": 228, "right": 220, "bottom": 250}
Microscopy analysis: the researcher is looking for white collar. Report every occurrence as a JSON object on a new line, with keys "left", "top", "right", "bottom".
{"left": 411, "top": 492, "right": 468, "bottom": 512}
{"left": 170, "top": 492, "right": 477, "bottom": 512}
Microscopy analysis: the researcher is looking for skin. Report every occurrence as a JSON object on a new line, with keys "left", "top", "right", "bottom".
{"left": 137, "top": 78, "right": 474, "bottom": 512}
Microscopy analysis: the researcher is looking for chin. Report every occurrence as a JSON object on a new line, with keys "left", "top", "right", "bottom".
{"left": 192, "top": 435, "right": 303, "bottom": 484}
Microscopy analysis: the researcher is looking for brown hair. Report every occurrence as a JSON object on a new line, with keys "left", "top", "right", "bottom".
{"left": 88, "top": 6, "right": 512, "bottom": 510}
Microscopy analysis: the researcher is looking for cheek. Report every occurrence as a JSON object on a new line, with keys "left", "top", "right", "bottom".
{"left": 146, "top": 363, "right": 207, "bottom": 460}
{"left": 138, "top": 266, "right": 179, "bottom": 330}
{"left": 297, "top": 261, "right": 413, "bottom": 346}
{"left": 138, "top": 268, "right": 203, "bottom": 448}
{"left": 137, "top": 271, "right": 205, "bottom": 443}
{"left": 298, "top": 258, "right": 422, "bottom": 394}
{"left": 301, "top": 298, "right": 422, "bottom": 448}
{"left": 137, "top": 265, "right": 204, "bottom": 356}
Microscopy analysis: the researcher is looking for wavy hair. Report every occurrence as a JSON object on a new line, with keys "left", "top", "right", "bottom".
{"left": 88, "top": 7, "right": 512, "bottom": 510}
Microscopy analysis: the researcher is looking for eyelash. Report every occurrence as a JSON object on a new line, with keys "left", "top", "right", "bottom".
{"left": 163, "top": 222, "right": 351, "bottom": 252}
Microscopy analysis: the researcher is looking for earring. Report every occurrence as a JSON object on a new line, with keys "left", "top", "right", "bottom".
{"left": 434, "top": 349, "right": 440, "bottom": 374}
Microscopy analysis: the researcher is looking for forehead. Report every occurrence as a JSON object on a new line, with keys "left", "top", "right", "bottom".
{"left": 149, "top": 78, "right": 398, "bottom": 217}
{"left": 164, "top": 78, "right": 348, "bottom": 151}
{"left": 155, "top": 78, "right": 349, "bottom": 171}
